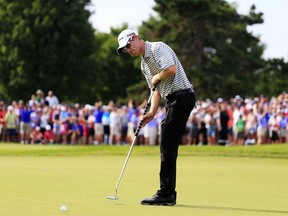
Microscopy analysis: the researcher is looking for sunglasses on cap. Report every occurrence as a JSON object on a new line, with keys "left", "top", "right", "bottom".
{"left": 123, "top": 34, "right": 135, "bottom": 52}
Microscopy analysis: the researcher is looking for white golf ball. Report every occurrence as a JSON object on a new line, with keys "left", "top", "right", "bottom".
{"left": 60, "top": 205, "right": 68, "bottom": 212}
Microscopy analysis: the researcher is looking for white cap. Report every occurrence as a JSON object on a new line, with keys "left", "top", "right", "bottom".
{"left": 235, "top": 95, "right": 243, "bottom": 100}
{"left": 217, "top": 98, "right": 223, "bottom": 103}
{"left": 8, "top": 105, "right": 13, "bottom": 111}
{"left": 45, "top": 125, "right": 51, "bottom": 130}
{"left": 85, "top": 104, "right": 93, "bottom": 110}
{"left": 117, "top": 29, "right": 136, "bottom": 54}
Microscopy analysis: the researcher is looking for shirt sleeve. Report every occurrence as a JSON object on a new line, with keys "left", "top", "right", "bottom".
{"left": 155, "top": 43, "right": 175, "bottom": 71}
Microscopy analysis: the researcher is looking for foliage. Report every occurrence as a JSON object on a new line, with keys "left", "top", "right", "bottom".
{"left": 92, "top": 26, "right": 142, "bottom": 104}
{"left": 254, "top": 58, "right": 288, "bottom": 97}
{"left": 0, "top": 0, "right": 287, "bottom": 104}
{"left": 140, "top": 0, "right": 268, "bottom": 100}
{"left": 0, "top": 0, "right": 96, "bottom": 103}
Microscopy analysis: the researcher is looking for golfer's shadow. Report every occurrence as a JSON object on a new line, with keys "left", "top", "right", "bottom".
{"left": 176, "top": 204, "right": 288, "bottom": 214}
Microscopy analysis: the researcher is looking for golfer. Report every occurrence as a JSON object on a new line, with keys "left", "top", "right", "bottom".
{"left": 117, "top": 29, "right": 196, "bottom": 206}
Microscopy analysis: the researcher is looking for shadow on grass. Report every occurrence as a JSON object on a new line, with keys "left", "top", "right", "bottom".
{"left": 176, "top": 204, "right": 288, "bottom": 214}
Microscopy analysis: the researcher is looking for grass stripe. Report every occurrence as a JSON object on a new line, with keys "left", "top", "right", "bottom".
{"left": 0, "top": 143, "right": 288, "bottom": 159}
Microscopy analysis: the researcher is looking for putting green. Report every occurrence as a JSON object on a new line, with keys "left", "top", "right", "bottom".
{"left": 0, "top": 154, "right": 287, "bottom": 216}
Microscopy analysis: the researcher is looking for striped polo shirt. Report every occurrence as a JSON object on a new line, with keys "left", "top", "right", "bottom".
{"left": 141, "top": 41, "right": 193, "bottom": 98}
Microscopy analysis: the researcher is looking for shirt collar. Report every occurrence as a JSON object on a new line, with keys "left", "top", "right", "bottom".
{"left": 144, "top": 41, "right": 151, "bottom": 58}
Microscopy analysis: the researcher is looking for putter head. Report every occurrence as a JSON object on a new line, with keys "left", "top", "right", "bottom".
{"left": 106, "top": 195, "right": 118, "bottom": 200}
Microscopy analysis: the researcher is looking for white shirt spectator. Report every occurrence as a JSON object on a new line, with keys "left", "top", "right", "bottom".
{"left": 46, "top": 90, "right": 59, "bottom": 107}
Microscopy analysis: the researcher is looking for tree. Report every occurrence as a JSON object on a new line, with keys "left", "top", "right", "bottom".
{"left": 0, "top": 0, "right": 96, "bottom": 103}
{"left": 91, "top": 25, "right": 142, "bottom": 104}
{"left": 139, "top": 0, "right": 266, "bottom": 100}
{"left": 255, "top": 58, "right": 288, "bottom": 97}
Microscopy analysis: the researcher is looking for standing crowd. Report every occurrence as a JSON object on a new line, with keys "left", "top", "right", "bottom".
{"left": 0, "top": 89, "right": 287, "bottom": 146}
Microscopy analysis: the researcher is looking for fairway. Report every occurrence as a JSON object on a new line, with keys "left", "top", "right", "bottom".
{"left": 0, "top": 145, "right": 288, "bottom": 216}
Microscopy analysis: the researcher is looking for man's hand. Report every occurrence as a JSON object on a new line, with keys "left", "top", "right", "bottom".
{"left": 140, "top": 89, "right": 161, "bottom": 127}
{"left": 141, "top": 111, "right": 156, "bottom": 127}
{"left": 152, "top": 74, "right": 161, "bottom": 86}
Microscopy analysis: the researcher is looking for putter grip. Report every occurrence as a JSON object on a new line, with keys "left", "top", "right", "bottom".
{"left": 134, "top": 101, "right": 150, "bottom": 136}
{"left": 142, "top": 83, "right": 156, "bottom": 116}
{"left": 143, "top": 102, "right": 150, "bottom": 115}
{"left": 135, "top": 121, "right": 142, "bottom": 136}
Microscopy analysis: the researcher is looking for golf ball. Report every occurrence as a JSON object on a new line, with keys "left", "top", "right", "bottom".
{"left": 60, "top": 205, "right": 67, "bottom": 212}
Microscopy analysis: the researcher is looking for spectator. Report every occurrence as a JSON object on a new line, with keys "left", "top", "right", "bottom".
{"left": 144, "top": 116, "right": 158, "bottom": 145}
{"left": 198, "top": 121, "right": 207, "bottom": 145}
{"left": 77, "top": 111, "right": 87, "bottom": 145}
{"left": 45, "top": 90, "right": 59, "bottom": 107}
{"left": 43, "top": 124, "right": 55, "bottom": 144}
{"left": 19, "top": 105, "right": 33, "bottom": 144}
{"left": 84, "top": 105, "right": 95, "bottom": 145}
{"left": 268, "top": 114, "right": 279, "bottom": 144}
{"left": 51, "top": 105, "right": 61, "bottom": 143}
{"left": 30, "top": 107, "right": 41, "bottom": 130}
{"left": 102, "top": 106, "right": 111, "bottom": 144}
{"left": 1, "top": 89, "right": 287, "bottom": 146}
{"left": 244, "top": 109, "right": 257, "bottom": 145}
{"left": 155, "top": 107, "right": 165, "bottom": 145}
{"left": 4, "top": 106, "right": 18, "bottom": 142}
{"left": 76, "top": 118, "right": 84, "bottom": 144}
{"left": 256, "top": 107, "right": 269, "bottom": 145}
{"left": 127, "top": 108, "right": 139, "bottom": 144}
{"left": 93, "top": 101, "right": 104, "bottom": 144}
{"left": 60, "top": 105, "right": 70, "bottom": 122}
{"left": 190, "top": 115, "right": 199, "bottom": 145}
{"left": 30, "top": 126, "right": 43, "bottom": 144}
{"left": 109, "top": 105, "right": 121, "bottom": 145}
{"left": 120, "top": 105, "right": 129, "bottom": 145}
{"left": 68, "top": 116, "right": 81, "bottom": 144}
{"left": 206, "top": 112, "right": 217, "bottom": 145}
{"left": 35, "top": 89, "right": 46, "bottom": 105}
{"left": 232, "top": 104, "right": 244, "bottom": 142}
{"left": 40, "top": 106, "right": 50, "bottom": 133}
{"left": 28, "top": 94, "right": 38, "bottom": 107}
{"left": 12, "top": 100, "right": 22, "bottom": 139}
{"left": 217, "top": 102, "right": 230, "bottom": 145}
{"left": 185, "top": 111, "right": 193, "bottom": 145}
{"left": 59, "top": 105, "right": 70, "bottom": 144}
{"left": 227, "top": 105, "right": 234, "bottom": 145}
{"left": 0, "top": 103, "right": 5, "bottom": 141}
{"left": 235, "top": 114, "right": 245, "bottom": 145}
{"left": 278, "top": 112, "right": 287, "bottom": 143}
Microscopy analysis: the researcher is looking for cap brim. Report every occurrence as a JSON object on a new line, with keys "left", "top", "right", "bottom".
{"left": 117, "top": 46, "right": 125, "bottom": 54}
{"left": 117, "top": 37, "right": 131, "bottom": 54}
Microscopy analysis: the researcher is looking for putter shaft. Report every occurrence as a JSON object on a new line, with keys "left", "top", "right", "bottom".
{"left": 107, "top": 85, "right": 157, "bottom": 200}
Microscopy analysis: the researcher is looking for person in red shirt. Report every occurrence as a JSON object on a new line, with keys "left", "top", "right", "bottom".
{"left": 43, "top": 125, "right": 55, "bottom": 144}
{"left": 30, "top": 126, "right": 43, "bottom": 144}
{"left": 0, "top": 103, "right": 5, "bottom": 141}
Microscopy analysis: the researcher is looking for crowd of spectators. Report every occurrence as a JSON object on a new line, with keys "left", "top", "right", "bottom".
{"left": 0, "top": 89, "right": 287, "bottom": 146}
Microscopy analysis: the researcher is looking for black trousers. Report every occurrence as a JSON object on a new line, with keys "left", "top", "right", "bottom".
{"left": 158, "top": 91, "right": 196, "bottom": 197}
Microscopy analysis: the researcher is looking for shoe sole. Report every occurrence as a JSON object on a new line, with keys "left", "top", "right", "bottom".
{"left": 140, "top": 201, "right": 176, "bottom": 206}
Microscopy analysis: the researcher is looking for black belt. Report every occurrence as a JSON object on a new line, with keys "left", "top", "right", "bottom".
{"left": 166, "top": 88, "right": 193, "bottom": 101}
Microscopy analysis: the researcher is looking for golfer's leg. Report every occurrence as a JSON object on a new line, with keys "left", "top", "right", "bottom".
{"left": 159, "top": 94, "right": 195, "bottom": 196}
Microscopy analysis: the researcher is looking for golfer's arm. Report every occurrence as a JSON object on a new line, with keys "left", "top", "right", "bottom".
{"left": 157, "top": 65, "right": 176, "bottom": 81}
{"left": 149, "top": 90, "right": 161, "bottom": 116}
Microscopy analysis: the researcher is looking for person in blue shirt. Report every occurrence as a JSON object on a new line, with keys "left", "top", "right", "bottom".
{"left": 19, "top": 105, "right": 34, "bottom": 144}
{"left": 93, "top": 102, "right": 104, "bottom": 144}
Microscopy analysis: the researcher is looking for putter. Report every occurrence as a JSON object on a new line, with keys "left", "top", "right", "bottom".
{"left": 107, "top": 85, "right": 157, "bottom": 201}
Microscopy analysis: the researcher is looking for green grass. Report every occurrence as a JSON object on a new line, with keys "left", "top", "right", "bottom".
{"left": 0, "top": 143, "right": 288, "bottom": 216}
{"left": 0, "top": 143, "right": 288, "bottom": 159}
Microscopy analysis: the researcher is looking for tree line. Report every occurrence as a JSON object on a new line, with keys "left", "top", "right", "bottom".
{"left": 0, "top": 0, "right": 287, "bottom": 105}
